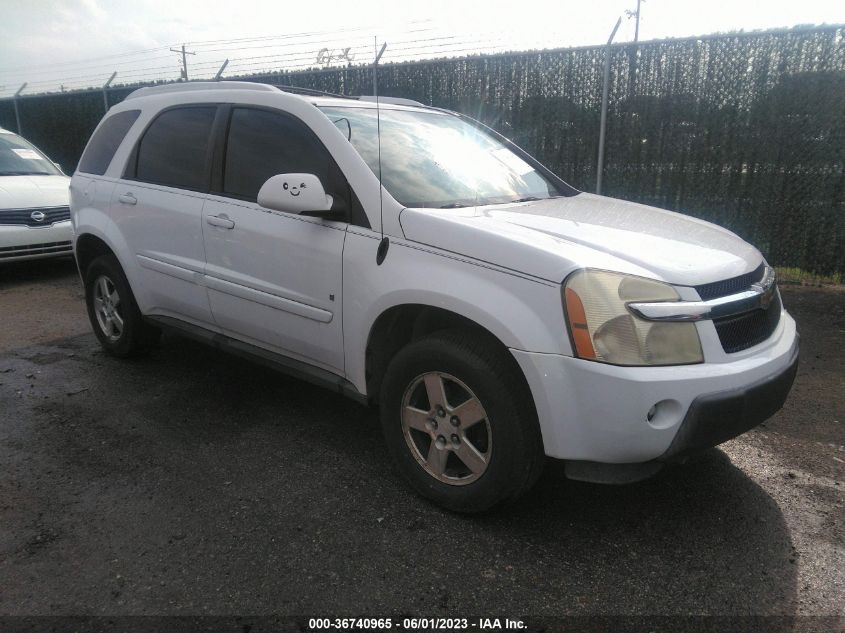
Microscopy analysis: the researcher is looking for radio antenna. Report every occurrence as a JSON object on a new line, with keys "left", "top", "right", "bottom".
{"left": 373, "top": 38, "right": 389, "bottom": 265}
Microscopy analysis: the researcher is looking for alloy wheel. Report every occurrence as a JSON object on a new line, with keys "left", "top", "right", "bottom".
{"left": 400, "top": 371, "right": 492, "bottom": 485}
{"left": 92, "top": 274, "right": 124, "bottom": 342}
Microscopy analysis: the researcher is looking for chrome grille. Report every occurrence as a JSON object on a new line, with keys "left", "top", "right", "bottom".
{"left": 695, "top": 262, "right": 766, "bottom": 300}
{"left": 0, "top": 206, "right": 71, "bottom": 227}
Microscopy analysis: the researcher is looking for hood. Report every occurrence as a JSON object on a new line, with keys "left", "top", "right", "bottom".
{"left": 0, "top": 175, "right": 71, "bottom": 209}
{"left": 398, "top": 193, "right": 763, "bottom": 287}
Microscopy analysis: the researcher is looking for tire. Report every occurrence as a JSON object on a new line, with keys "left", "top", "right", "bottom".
{"left": 380, "top": 329, "right": 544, "bottom": 512}
{"left": 84, "top": 254, "right": 160, "bottom": 357}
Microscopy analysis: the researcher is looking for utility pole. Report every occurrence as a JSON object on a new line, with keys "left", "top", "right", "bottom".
{"left": 170, "top": 44, "right": 196, "bottom": 81}
{"left": 634, "top": 0, "right": 642, "bottom": 42}
{"left": 626, "top": 0, "right": 644, "bottom": 43}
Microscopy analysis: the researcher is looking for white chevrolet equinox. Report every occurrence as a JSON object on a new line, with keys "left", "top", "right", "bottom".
{"left": 69, "top": 82, "right": 799, "bottom": 511}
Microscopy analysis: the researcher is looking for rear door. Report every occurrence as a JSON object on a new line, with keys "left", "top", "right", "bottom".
{"left": 114, "top": 105, "right": 217, "bottom": 326}
{"left": 201, "top": 106, "right": 348, "bottom": 373}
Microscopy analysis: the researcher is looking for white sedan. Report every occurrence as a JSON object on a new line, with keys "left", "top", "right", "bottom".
{"left": 1, "top": 127, "right": 73, "bottom": 262}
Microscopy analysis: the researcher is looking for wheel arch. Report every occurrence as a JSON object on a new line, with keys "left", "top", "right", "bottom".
{"left": 75, "top": 232, "right": 118, "bottom": 276}
{"left": 364, "top": 303, "right": 533, "bottom": 409}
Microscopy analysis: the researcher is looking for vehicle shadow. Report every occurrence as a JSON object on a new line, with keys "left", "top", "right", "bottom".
{"left": 0, "top": 256, "right": 77, "bottom": 289}
{"left": 483, "top": 452, "right": 798, "bottom": 615}
{"left": 3, "top": 332, "right": 799, "bottom": 617}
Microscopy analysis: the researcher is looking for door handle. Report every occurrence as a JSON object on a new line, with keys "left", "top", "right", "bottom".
{"left": 118, "top": 193, "right": 137, "bottom": 205}
{"left": 206, "top": 214, "right": 235, "bottom": 229}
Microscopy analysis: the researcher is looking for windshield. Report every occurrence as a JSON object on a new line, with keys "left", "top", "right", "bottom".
{"left": 319, "top": 106, "right": 565, "bottom": 208}
{"left": 0, "top": 132, "right": 62, "bottom": 176}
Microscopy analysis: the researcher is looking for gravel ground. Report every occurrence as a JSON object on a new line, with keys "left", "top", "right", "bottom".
{"left": 0, "top": 259, "right": 842, "bottom": 623}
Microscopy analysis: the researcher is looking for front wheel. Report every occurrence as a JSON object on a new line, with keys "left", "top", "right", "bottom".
{"left": 380, "top": 330, "right": 544, "bottom": 512}
{"left": 84, "top": 254, "right": 160, "bottom": 357}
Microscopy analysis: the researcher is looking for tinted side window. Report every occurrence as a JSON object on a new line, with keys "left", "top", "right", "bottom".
{"left": 135, "top": 106, "right": 215, "bottom": 191}
{"left": 78, "top": 110, "right": 140, "bottom": 175}
{"left": 223, "top": 108, "right": 330, "bottom": 201}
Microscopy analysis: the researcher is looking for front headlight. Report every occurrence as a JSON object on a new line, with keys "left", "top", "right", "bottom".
{"left": 563, "top": 269, "right": 703, "bottom": 366}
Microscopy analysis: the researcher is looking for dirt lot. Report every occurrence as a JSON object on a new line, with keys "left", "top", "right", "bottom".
{"left": 0, "top": 258, "right": 843, "bottom": 623}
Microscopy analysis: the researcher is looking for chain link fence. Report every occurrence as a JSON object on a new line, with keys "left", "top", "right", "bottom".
{"left": 1, "top": 26, "right": 843, "bottom": 279}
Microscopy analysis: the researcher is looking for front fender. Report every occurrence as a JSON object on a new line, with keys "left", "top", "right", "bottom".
{"left": 342, "top": 231, "right": 571, "bottom": 395}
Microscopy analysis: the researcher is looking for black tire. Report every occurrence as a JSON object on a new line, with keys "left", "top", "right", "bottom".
{"left": 84, "top": 254, "right": 160, "bottom": 357}
{"left": 380, "top": 329, "right": 544, "bottom": 512}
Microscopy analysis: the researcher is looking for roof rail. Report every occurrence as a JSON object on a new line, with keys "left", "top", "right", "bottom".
{"left": 125, "top": 81, "right": 279, "bottom": 101}
{"left": 122, "top": 81, "right": 427, "bottom": 108}
{"left": 272, "top": 87, "right": 425, "bottom": 107}
{"left": 272, "top": 84, "right": 355, "bottom": 100}
{"left": 356, "top": 96, "right": 425, "bottom": 107}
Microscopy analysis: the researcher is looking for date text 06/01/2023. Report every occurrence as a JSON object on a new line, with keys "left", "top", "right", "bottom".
{"left": 307, "top": 617, "right": 526, "bottom": 630}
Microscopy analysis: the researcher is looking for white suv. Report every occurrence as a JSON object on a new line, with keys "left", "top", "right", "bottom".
{"left": 70, "top": 82, "right": 798, "bottom": 511}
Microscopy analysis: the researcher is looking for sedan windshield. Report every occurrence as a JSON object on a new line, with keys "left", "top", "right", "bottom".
{"left": 0, "top": 132, "right": 62, "bottom": 176}
{"left": 319, "top": 106, "right": 565, "bottom": 208}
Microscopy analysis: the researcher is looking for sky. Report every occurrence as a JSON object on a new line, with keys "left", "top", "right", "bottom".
{"left": 0, "top": 0, "right": 843, "bottom": 97}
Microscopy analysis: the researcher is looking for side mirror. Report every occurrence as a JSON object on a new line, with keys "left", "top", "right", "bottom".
{"left": 257, "top": 173, "right": 333, "bottom": 215}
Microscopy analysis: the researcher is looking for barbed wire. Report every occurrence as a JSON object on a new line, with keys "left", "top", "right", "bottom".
{"left": 0, "top": 23, "right": 572, "bottom": 98}
{"left": 0, "top": 22, "right": 436, "bottom": 81}
{"left": 0, "top": 20, "right": 434, "bottom": 74}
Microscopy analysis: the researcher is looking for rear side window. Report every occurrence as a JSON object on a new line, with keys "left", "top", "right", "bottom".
{"left": 134, "top": 106, "right": 216, "bottom": 191}
{"left": 222, "top": 107, "right": 330, "bottom": 201}
{"left": 78, "top": 110, "right": 140, "bottom": 175}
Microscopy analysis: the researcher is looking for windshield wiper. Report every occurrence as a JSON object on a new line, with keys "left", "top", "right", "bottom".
{"left": 0, "top": 171, "right": 51, "bottom": 176}
{"left": 438, "top": 202, "right": 469, "bottom": 208}
{"left": 510, "top": 196, "right": 543, "bottom": 203}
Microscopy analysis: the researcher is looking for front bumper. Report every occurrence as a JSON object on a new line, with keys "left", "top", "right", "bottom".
{"left": 511, "top": 310, "right": 798, "bottom": 463}
{"left": 660, "top": 341, "right": 798, "bottom": 460}
{"left": 0, "top": 221, "right": 74, "bottom": 262}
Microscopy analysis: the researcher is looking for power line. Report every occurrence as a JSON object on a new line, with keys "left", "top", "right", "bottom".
{"left": 0, "top": 24, "right": 406, "bottom": 73}
{"left": 0, "top": 32, "right": 441, "bottom": 83}
{"left": 0, "top": 24, "right": 416, "bottom": 75}
{"left": 0, "top": 44, "right": 175, "bottom": 73}
{"left": 0, "top": 25, "right": 572, "bottom": 97}
{"left": 0, "top": 53, "right": 178, "bottom": 79}
{"left": 183, "top": 20, "right": 434, "bottom": 48}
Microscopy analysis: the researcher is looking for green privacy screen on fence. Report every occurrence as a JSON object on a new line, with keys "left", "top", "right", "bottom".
{"left": 1, "top": 26, "right": 843, "bottom": 276}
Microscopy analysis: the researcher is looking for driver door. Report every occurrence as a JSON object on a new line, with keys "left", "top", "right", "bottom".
{"left": 201, "top": 106, "right": 348, "bottom": 374}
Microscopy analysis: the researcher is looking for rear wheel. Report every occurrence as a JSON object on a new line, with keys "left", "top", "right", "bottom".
{"left": 380, "top": 330, "right": 544, "bottom": 512}
{"left": 84, "top": 254, "right": 159, "bottom": 357}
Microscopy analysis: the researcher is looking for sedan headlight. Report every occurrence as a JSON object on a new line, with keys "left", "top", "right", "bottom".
{"left": 563, "top": 269, "right": 703, "bottom": 366}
